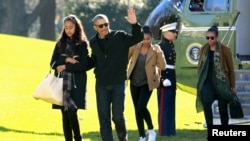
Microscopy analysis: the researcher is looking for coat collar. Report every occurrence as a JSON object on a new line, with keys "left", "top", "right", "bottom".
{"left": 92, "top": 29, "right": 112, "bottom": 42}
{"left": 134, "top": 42, "right": 155, "bottom": 64}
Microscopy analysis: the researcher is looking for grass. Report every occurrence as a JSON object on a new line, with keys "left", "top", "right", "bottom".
{"left": 0, "top": 34, "right": 207, "bottom": 141}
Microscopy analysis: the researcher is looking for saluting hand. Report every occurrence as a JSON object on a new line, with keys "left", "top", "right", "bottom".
{"left": 124, "top": 8, "right": 137, "bottom": 24}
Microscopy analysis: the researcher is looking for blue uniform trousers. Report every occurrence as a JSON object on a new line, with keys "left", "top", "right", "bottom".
{"left": 157, "top": 87, "right": 176, "bottom": 136}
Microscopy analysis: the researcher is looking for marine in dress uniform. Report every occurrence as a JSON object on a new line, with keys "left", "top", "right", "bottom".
{"left": 157, "top": 22, "right": 178, "bottom": 136}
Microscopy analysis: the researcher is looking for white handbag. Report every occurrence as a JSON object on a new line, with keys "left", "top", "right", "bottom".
{"left": 32, "top": 62, "right": 63, "bottom": 106}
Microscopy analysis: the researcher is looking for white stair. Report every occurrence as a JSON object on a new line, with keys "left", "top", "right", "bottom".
{"left": 212, "top": 69, "right": 250, "bottom": 120}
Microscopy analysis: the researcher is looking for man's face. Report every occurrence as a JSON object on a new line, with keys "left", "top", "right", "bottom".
{"left": 93, "top": 18, "right": 109, "bottom": 37}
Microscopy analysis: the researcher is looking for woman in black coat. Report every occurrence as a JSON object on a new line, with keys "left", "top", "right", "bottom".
{"left": 50, "top": 14, "right": 92, "bottom": 141}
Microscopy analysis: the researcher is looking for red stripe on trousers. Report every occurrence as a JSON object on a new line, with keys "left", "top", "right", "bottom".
{"left": 159, "top": 87, "right": 165, "bottom": 135}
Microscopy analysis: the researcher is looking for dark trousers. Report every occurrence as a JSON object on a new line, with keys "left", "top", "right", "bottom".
{"left": 61, "top": 109, "right": 82, "bottom": 141}
{"left": 130, "top": 83, "right": 154, "bottom": 137}
{"left": 200, "top": 80, "right": 229, "bottom": 126}
{"left": 95, "top": 82, "right": 127, "bottom": 141}
{"left": 157, "top": 87, "right": 176, "bottom": 136}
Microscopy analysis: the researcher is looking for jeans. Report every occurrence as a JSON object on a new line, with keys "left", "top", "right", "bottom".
{"left": 130, "top": 83, "right": 154, "bottom": 137}
{"left": 95, "top": 82, "right": 128, "bottom": 141}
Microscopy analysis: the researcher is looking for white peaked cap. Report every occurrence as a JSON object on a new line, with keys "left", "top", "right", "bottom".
{"left": 160, "top": 22, "right": 177, "bottom": 32}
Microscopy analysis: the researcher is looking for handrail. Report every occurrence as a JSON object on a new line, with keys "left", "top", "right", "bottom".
{"left": 221, "top": 11, "right": 240, "bottom": 44}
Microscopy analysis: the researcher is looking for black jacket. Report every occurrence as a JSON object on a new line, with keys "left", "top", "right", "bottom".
{"left": 89, "top": 23, "right": 143, "bottom": 85}
{"left": 159, "top": 40, "right": 177, "bottom": 90}
{"left": 50, "top": 41, "right": 91, "bottom": 109}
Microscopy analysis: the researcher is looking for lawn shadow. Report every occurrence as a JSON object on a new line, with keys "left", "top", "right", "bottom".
{"left": 0, "top": 126, "right": 63, "bottom": 136}
{"left": 0, "top": 126, "right": 207, "bottom": 141}
{"left": 82, "top": 129, "right": 207, "bottom": 141}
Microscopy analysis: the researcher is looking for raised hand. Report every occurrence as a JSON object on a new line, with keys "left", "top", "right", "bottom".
{"left": 124, "top": 7, "right": 137, "bottom": 24}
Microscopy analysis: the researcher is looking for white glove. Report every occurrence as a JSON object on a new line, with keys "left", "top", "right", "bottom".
{"left": 163, "top": 79, "right": 171, "bottom": 87}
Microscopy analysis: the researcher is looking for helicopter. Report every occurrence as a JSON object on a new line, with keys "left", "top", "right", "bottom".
{"left": 145, "top": 0, "right": 250, "bottom": 118}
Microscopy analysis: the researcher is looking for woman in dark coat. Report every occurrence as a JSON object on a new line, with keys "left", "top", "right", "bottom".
{"left": 196, "top": 25, "right": 236, "bottom": 127}
{"left": 50, "top": 14, "right": 92, "bottom": 141}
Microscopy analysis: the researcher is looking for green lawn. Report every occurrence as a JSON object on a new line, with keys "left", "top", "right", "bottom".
{"left": 0, "top": 34, "right": 206, "bottom": 141}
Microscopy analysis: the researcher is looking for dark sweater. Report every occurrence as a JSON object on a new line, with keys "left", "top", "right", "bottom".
{"left": 90, "top": 23, "right": 143, "bottom": 85}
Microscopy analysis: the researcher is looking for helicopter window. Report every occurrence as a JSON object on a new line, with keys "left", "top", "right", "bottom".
{"left": 189, "top": 0, "right": 204, "bottom": 12}
{"left": 204, "top": 0, "right": 228, "bottom": 11}
{"left": 172, "top": 0, "right": 185, "bottom": 12}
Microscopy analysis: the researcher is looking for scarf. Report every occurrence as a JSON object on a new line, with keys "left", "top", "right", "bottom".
{"left": 196, "top": 42, "right": 233, "bottom": 113}
{"left": 213, "top": 43, "right": 234, "bottom": 102}
{"left": 61, "top": 40, "right": 77, "bottom": 111}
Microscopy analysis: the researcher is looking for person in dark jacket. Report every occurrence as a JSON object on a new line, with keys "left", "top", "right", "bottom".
{"left": 89, "top": 8, "right": 143, "bottom": 141}
{"left": 196, "top": 25, "right": 236, "bottom": 127}
{"left": 50, "top": 14, "right": 92, "bottom": 141}
{"left": 157, "top": 22, "right": 178, "bottom": 136}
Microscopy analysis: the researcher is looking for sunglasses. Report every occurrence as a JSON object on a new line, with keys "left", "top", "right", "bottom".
{"left": 206, "top": 36, "right": 215, "bottom": 40}
{"left": 95, "top": 23, "right": 109, "bottom": 28}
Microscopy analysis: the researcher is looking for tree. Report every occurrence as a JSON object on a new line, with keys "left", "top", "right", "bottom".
{"left": 40, "top": 0, "right": 56, "bottom": 40}
{"left": 0, "top": 0, "right": 6, "bottom": 27}
{"left": 64, "top": 0, "right": 158, "bottom": 39}
{"left": 0, "top": 0, "right": 55, "bottom": 40}
{"left": 136, "top": 0, "right": 160, "bottom": 25}
{"left": 0, "top": 0, "right": 158, "bottom": 40}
